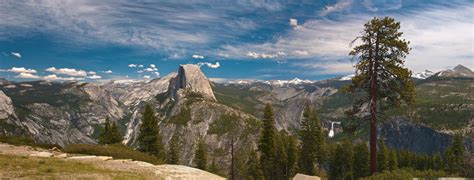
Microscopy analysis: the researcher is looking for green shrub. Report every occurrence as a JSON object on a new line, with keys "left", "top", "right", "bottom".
{"left": 63, "top": 144, "right": 163, "bottom": 165}
{"left": 0, "top": 136, "right": 60, "bottom": 149}
{"left": 168, "top": 107, "right": 192, "bottom": 125}
{"left": 363, "top": 168, "right": 453, "bottom": 179}
{"left": 208, "top": 113, "right": 239, "bottom": 136}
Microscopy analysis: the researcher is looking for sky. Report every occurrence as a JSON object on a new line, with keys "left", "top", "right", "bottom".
{"left": 0, "top": 0, "right": 473, "bottom": 82}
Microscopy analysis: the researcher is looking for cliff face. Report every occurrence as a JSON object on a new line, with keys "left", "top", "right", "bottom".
{"left": 172, "top": 64, "right": 216, "bottom": 101}
{"left": 0, "top": 91, "right": 14, "bottom": 119}
{"left": 380, "top": 119, "right": 473, "bottom": 155}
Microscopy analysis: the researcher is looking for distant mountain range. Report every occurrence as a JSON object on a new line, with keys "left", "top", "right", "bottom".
{"left": 0, "top": 64, "right": 472, "bottom": 169}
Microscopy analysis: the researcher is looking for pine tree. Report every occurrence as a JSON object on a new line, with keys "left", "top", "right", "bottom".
{"left": 286, "top": 135, "right": 298, "bottom": 179}
{"left": 109, "top": 121, "right": 122, "bottom": 144}
{"left": 377, "top": 138, "right": 389, "bottom": 172}
{"left": 298, "top": 105, "right": 325, "bottom": 175}
{"left": 445, "top": 134, "right": 464, "bottom": 174}
{"left": 257, "top": 103, "right": 277, "bottom": 179}
{"left": 329, "top": 141, "right": 353, "bottom": 180}
{"left": 98, "top": 118, "right": 112, "bottom": 144}
{"left": 98, "top": 117, "right": 122, "bottom": 144}
{"left": 167, "top": 134, "right": 180, "bottom": 164}
{"left": 137, "top": 104, "right": 165, "bottom": 160}
{"left": 243, "top": 147, "right": 263, "bottom": 180}
{"left": 432, "top": 153, "right": 443, "bottom": 170}
{"left": 388, "top": 149, "right": 398, "bottom": 171}
{"left": 353, "top": 142, "right": 370, "bottom": 178}
{"left": 209, "top": 159, "right": 220, "bottom": 176}
{"left": 195, "top": 138, "right": 208, "bottom": 170}
{"left": 344, "top": 17, "right": 415, "bottom": 174}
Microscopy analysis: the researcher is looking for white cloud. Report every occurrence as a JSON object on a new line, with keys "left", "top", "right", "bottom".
{"left": 87, "top": 75, "right": 102, "bottom": 79}
{"left": 87, "top": 71, "right": 96, "bottom": 75}
{"left": 192, "top": 54, "right": 205, "bottom": 59}
{"left": 197, "top": 62, "right": 220, "bottom": 69}
{"left": 289, "top": 19, "right": 301, "bottom": 29}
{"left": 246, "top": 51, "right": 286, "bottom": 59}
{"left": 43, "top": 74, "right": 84, "bottom": 81}
{"left": 16, "top": 72, "right": 40, "bottom": 79}
{"left": 1, "top": 67, "right": 37, "bottom": 74}
{"left": 138, "top": 64, "right": 144, "bottom": 68}
{"left": 153, "top": 72, "right": 160, "bottom": 77}
{"left": 319, "top": 0, "right": 352, "bottom": 16}
{"left": 150, "top": 64, "right": 156, "bottom": 68}
{"left": 103, "top": 70, "right": 112, "bottom": 74}
{"left": 143, "top": 75, "right": 151, "bottom": 79}
{"left": 11, "top": 52, "right": 21, "bottom": 58}
{"left": 128, "top": 64, "right": 137, "bottom": 68}
{"left": 46, "top": 67, "right": 87, "bottom": 76}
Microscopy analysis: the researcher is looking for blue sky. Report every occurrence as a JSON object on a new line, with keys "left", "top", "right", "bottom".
{"left": 0, "top": 0, "right": 473, "bottom": 82}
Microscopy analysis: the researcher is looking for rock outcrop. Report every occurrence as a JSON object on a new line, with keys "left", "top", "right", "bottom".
{"left": 171, "top": 64, "right": 216, "bottom": 101}
{"left": 0, "top": 91, "right": 14, "bottom": 119}
{"left": 380, "top": 119, "right": 473, "bottom": 154}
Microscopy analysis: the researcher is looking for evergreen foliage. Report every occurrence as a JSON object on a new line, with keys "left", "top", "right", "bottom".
{"left": 344, "top": 16, "right": 415, "bottom": 174}
{"left": 137, "top": 104, "right": 165, "bottom": 160}
{"left": 242, "top": 147, "right": 263, "bottom": 180}
{"left": 257, "top": 103, "right": 277, "bottom": 179}
{"left": 298, "top": 105, "right": 326, "bottom": 175}
{"left": 353, "top": 142, "right": 370, "bottom": 178}
{"left": 167, "top": 133, "right": 180, "bottom": 164}
{"left": 329, "top": 141, "right": 353, "bottom": 180}
{"left": 377, "top": 138, "right": 389, "bottom": 172}
{"left": 195, "top": 138, "right": 208, "bottom": 170}
{"left": 98, "top": 117, "right": 122, "bottom": 145}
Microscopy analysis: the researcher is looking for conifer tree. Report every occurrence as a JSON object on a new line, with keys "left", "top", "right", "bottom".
{"left": 344, "top": 17, "right": 415, "bottom": 174}
{"left": 286, "top": 135, "right": 298, "bottom": 179}
{"left": 243, "top": 147, "right": 263, "bottom": 180}
{"left": 137, "top": 104, "right": 165, "bottom": 160}
{"left": 353, "top": 142, "right": 370, "bottom": 178}
{"left": 98, "top": 118, "right": 112, "bottom": 144}
{"left": 377, "top": 139, "right": 389, "bottom": 172}
{"left": 109, "top": 122, "right": 122, "bottom": 144}
{"left": 257, "top": 103, "right": 277, "bottom": 179}
{"left": 388, "top": 149, "right": 398, "bottom": 171}
{"left": 98, "top": 117, "right": 122, "bottom": 144}
{"left": 298, "top": 105, "right": 325, "bottom": 175}
{"left": 445, "top": 134, "right": 464, "bottom": 174}
{"left": 329, "top": 141, "right": 353, "bottom": 180}
{"left": 195, "top": 138, "right": 208, "bottom": 170}
{"left": 167, "top": 134, "right": 180, "bottom": 164}
{"left": 209, "top": 159, "right": 220, "bottom": 176}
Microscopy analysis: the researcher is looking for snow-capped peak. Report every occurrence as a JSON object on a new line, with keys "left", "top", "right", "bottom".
{"left": 338, "top": 74, "right": 355, "bottom": 81}
{"left": 412, "top": 70, "right": 435, "bottom": 79}
{"left": 264, "top": 78, "right": 315, "bottom": 86}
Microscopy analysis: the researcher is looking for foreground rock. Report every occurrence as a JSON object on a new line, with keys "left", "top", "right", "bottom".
{"left": 0, "top": 143, "right": 224, "bottom": 179}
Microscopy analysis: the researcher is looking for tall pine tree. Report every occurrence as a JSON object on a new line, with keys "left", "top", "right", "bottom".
{"left": 137, "top": 104, "right": 165, "bottom": 160}
{"left": 167, "top": 133, "right": 180, "bottom": 164}
{"left": 329, "top": 141, "right": 353, "bottom": 180}
{"left": 344, "top": 17, "right": 415, "bottom": 174}
{"left": 257, "top": 103, "right": 277, "bottom": 179}
{"left": 298, "top": 105, "right": 325, "bottom": 175}
{"left": 243, "top": 147, "right": 263, "bottom": 180}
{"left": 98, "top": 117, "right": 122, "bottom": 144}
{"left": 195, "top": 138, "right": 208, "bottom": 170}
{"left": 377, "top": 138, "right": 389, "bottom": 172}
{"left": 353, "top": 142, "right": 370, "bottom": 178}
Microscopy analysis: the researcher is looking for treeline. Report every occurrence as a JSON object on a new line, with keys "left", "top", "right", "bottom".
{"left": 98, "top": 103, "right": 468, "bottom": 179}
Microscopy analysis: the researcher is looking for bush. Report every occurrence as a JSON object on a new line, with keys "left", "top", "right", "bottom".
{"left": 363, "top": 168, "right": 453, "bottom": 179}
{"left": 0, "top": 136, "right": 61, "bottom": 149}
{"left": 63, "top": 144, "right": 163, "bottom": 165}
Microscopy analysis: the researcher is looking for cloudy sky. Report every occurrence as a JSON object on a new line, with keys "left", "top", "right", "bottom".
{"left": 0, "top": 0, "right": 473, "bottom": 82}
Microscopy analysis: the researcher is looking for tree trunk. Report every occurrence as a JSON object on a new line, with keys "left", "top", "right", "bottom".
{"left": 369, "top": 32, "right": 379, "bottom": 174}
{"left": 230, "top": 134, "right": 235, "bottom": 180}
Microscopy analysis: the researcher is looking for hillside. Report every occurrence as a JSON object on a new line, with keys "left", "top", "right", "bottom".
{"left": 0, "top": 63, "right": 473, "bottom": 175}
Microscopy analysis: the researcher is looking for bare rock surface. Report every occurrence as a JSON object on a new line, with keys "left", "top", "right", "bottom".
{"left": 0, "top": 91, "right": 14, "bottom": 119}
{"left": 0, "top": 143, "right": 224, "bottom": 179}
